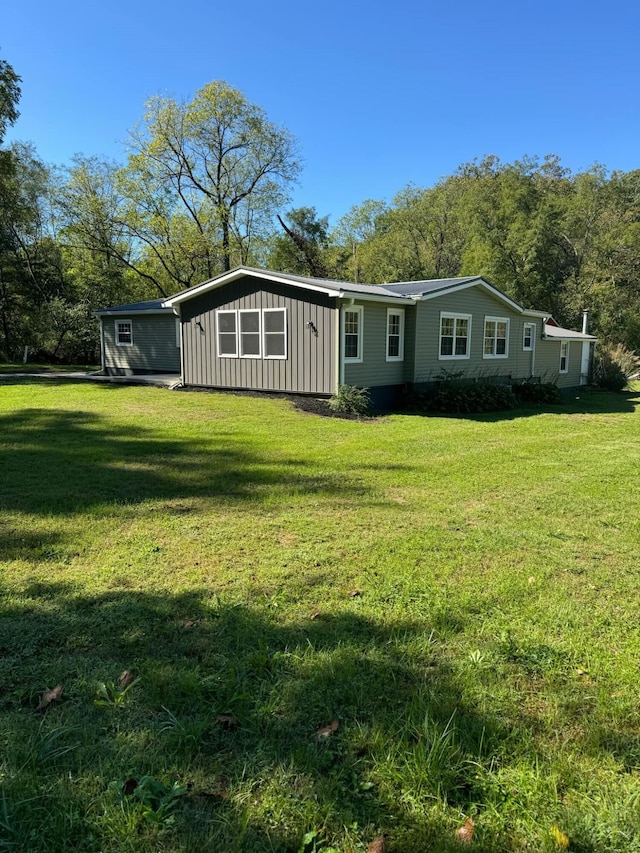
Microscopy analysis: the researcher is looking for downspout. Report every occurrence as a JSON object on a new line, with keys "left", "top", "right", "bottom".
{"left": 338, "top": 303, "right": 345, "bottom": 386}
{"left": 176, "top": 305, "right": 184, "bottom": 386}
{"left": 335, "top": 301, "right": 342, "bottom": 391}
{"left": 99, "top": 319, "right": 106, "bottom": 374}
{"left": 531, "top": 322, "right": 536, "bottom": 377}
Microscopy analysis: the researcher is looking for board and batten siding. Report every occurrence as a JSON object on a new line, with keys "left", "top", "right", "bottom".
{"left": 343, "top": 301, "right": 412, "bottom": 387}
{"left": 412, "top": 288, "right": 544, "bottom": 384}
{"left": 180, "top": 276, "right": 337, "bottom": 394}
{"left": 102, "top": 314, "right": 180, "bottom": 375}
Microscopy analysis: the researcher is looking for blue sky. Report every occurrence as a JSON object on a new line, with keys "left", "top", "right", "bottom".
{"left": 4, "top": 0, "right": 640, "bottom": 223}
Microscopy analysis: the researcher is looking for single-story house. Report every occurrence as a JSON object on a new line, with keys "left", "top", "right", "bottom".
{"left": 96, "top": 267, "right": 597, "bottom": 405}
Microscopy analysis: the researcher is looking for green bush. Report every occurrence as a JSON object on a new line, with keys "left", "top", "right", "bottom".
{"left": 426, "top": 380, "right": 517, "bottom": 414}
{"left": 328, "top": 384, "right": 371, "bottom": 416}
{"left": 593, "top": 344, "right": 635, "bottom": 391}
{"left": 512, "top": 381, "right": 561, "bottom": 403}
{"left": 593, "top": 343, "right": 639, "bottom": 391}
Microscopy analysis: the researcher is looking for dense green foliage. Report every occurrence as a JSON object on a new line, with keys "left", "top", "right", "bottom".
{"left": 328, "top": 383, "right": 372, "bottom": 416}
{"left": 592, "top": 343, "right": 640, "bottom": 390}
{"left": 1, "top": 51, "right": 639, "bottom": 363}
{"left": 1, "top": 379, "right": 639, "bottom": 851}
{"left": 418, "top": 377, "right": 518, "bottom": 414}
{"left": 512, "top": 381, "right": 562, "bottom": 404}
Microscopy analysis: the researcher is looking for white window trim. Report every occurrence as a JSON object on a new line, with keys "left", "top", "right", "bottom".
{"left": 115, "top": 319, "right": 133, "bottom": 347}
{"left": 343, "top": 305, "right": 364, "bottom": 363}
{"left": 559, "top": 341, "right": 570, "bottom": 373}
{"left": 523, "top": 322, "right": 535, "bottom": 352}
{"left": 175, "top": 317, "right": 181, "bottom": 348}
{"left": 483, "top": 316, "right": 510, "bottom": 359}
{"left": 262, "top": 307, "right": 287, "bottom": 360}
{"left": 439, "top": 312, "right": 471, "bottom": 361}
{"left": 216, "top": 309, "right": 238, "bottom": 358}
{"left": 386, "top": 308, "right": 405, "bottom": 362}
{"left": 239, "top": 308, "right": 262, "bottom": 359}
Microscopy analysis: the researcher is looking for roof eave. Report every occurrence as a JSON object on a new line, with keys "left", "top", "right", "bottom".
{"left": 339, "top": 290, "right": 414, "bottom": 305}
{"left": 163, "top": 267, "right": 343, "bottom": 306}
{"left": 95, "top": 308, "right": 171, "bottom": 317}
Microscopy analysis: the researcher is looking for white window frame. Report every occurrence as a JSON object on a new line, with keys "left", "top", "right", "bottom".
{"left": 115, "top": 319, "right": 133, "bottom": 347}
{"left": 175, "top": 317, "right": 181, "bottom": 348}
{"left": 262, "top": 307, "right": 287, "bottom": 360}
{"left": 216, "top": 309, "right": 238, "bottom": 358}
{"left": 343, "top": 305, "right": 364, "bottom": 363}
{"left": 439, "top": 312, "right": 471, "bottom": 360}
{"left": 386, "top": 308, "right": 405, "bottom": 362}
{"left": 483, "top": 316, "right": 510, "bottom": 359}
{"left": 559, "top": 341, "right": 569, "bottom": 373}
{"left": 523, "top": 322, "right": 535, "bottom": 351}
{"left": 239, "top": 308, "right": 262, "bottom": 359}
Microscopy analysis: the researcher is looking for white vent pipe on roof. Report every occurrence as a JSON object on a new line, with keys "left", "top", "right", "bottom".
{"left": 582, "top": 310, "right": 589, "bottom": 334}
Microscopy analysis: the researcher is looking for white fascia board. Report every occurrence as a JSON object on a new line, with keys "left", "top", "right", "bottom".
{"left": 163, "top": 267, "right": 342, "bottom": 307}
{"left": 418, "top": 278, "right": 524, "bottom": 313}
{"left": 338, "top": 290, "right": 414, "bottom": 305}
{"left": 522, "top": 309, "right": 549, "bottom": 318}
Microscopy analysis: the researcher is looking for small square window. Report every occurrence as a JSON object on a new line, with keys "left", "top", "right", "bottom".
{"left": 115, "top": 320, "right": 133, "bottom": 346}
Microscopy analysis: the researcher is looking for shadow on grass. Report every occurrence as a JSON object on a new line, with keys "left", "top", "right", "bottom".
{"left": 0, "top": 404, "right": 373, "bottom": 521}
{"left": 0, "top": 585, "right": 636, "bottom": 851}
{"left": 395, "top": 387, "right": 640, "bottom": 421}
{"left": 0, "top": 585, "right": 512, "bottom": 853}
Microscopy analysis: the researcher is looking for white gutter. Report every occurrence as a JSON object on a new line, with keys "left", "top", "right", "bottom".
{"left": 338, "top": 290, "right": 413, "bottom": 305}
{"left": 338, "top": 306, "right": 345, "bottom": 386}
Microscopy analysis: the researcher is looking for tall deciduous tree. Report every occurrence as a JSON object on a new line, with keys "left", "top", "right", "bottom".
{"left": 268, "top": 206, "right": 330, "bottom": 277}
{"left": 0, "top": 56, "right": 20, "bottom": 145}
{"left": 121, "top": 80, "right": 301, "bottom": 287}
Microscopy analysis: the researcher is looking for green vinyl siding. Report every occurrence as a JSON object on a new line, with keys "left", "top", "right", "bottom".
{"left": 413, "top": 288, "right": 542, "bottom": 384}
{"left": 181, "top": 275, "right": 337, "bottom": 394}
{"left": 343, "top": 301, "right": 411, "bottom": 387}
{"left": 536, "top": 337, "right": 583, "bottom": 388}
{"left": 102, "top": 314, "right": 180, "bottom": 375}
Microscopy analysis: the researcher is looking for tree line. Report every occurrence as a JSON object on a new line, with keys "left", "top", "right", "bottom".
{"left": 1, "top": 55, "right": 639, "bottom": 364}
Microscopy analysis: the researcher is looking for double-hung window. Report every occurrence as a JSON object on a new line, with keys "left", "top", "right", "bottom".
{"left": 263, "top": 308, "right": 287, "bottom": 359}
{"left": 115, "top": 320, "right": 133, "bottom": 346}
{"left": 217, "top": 310, "right": 238, "bottom": 356}
{"left": 484, "top": 317, "right": 509, "bottom": 358}
{"left": 439, "top": 313, "right": 471, "bottom": 359}
{"left": 386, "top": 308, "right": 404, "bottom": 361}
{"left": 239, "top": 309, "right": 261, "bottom": 357}
{"left": 523, "top": 322, "right": 535, "bottom": 351}
{"left": 343, "top": 307, "right": 363, "bottom": 362}
{"left": 560, "top": 341, "right": 569, "bottom": 373}
{"left": 216, "top": 307, "right": 287, "bottom": 359}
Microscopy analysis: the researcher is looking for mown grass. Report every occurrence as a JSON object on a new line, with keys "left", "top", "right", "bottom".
{"left": 0, "top": 363, "right": 98, "bottom": 374}
{"left": 0, "top": 376, "right": 639, "bottom": 852}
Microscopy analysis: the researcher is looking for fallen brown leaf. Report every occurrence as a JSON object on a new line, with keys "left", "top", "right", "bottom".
{"left": 37, "top": 684, "right": 63, "bottom": 710}
{"left": 367, "top": 835, "right": 386, "bottom": 853}
{"left": 310, "top": 610, "right": 321, "bottom": 620}
{"left": 348, "top": 589, "right": 361, "bottom": 598}
{"left": 119, "top": 670, "right": 135, "bottom": 688}
{"left": 182, "top": 619, "right": 196, "bottom": 628}
{"left": 316, "top": 720, "right": 339, "bottom": 740}
{"left": 455, "top": 816, "right": 474, "bottom": 844}
{"left": 215, "top": 713, "right": 239, "bottom": 730}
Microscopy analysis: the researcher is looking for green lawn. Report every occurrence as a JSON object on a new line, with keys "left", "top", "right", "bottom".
{"left": 1, "top": 377, "right": 639, "bottom": 852}
{"left": 0, "top": 363, "right": 98, "bottom": 374}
